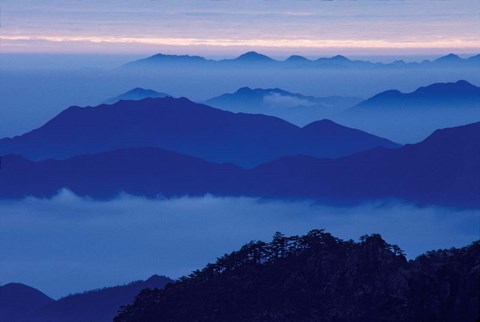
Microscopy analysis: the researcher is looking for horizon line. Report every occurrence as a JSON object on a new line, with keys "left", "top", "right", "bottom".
{"left": 2, "top": 35, "right": 480, "bottom": 56}
{"left": 1, "top": 50, "right": 479, "bottom": 62}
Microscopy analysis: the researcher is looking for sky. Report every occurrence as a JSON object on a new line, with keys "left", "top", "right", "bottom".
{"left": 1, "top": 0, "right": 479, "bottom": 57}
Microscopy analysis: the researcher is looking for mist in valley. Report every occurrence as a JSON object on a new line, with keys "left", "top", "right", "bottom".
{"left": 0, "top": 190, "right": 477, "bottom": 298}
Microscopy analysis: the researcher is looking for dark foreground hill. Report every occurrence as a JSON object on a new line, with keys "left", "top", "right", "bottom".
{"left": 0, "top": 122, "right": 478, "bottom": 208}
{"left": 0, "top": 275, "right": 172, "bottom": 322}
{"left": 29, "top": 275, "right": 172, "bottom": 322}
{"left": 0, "top": 97, "right": 398, "bottom": 168}
{"left": 0, "top": 283, "right": 54, "bottom": 322}
{"left": 115, "top": 230, "right": 480, "bottom": 322}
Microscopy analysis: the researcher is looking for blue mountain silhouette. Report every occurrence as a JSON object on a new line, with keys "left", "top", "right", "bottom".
{"left": 354, "top": 80, "right": 480, "bottom": 108}
{"left": 285, "top": 55, "right": 312, "bottom": 64}
{"left": 231, "top": 51, "right": 275, "bottom": 63}
{"left": 0, "top": 276, "right": 172, "bottom": 322}
{"left": 125, "top": 53, "right": 209, "bottom": 67}
{"left": 29, "top": 275, "right": 172, "bottom": 322}
{"left": 433, "top": 53, "right": 462, "bottom": 64}
{"left": 123, "top": 52, "right": 480, "bottom": 69}
{"left": 103, "top": 88, "right": 170, "bottom": 105}
{"left": 334, "top": 80, "right": 480, "bottom": 143}
{"left": 0, "top": 283, "right": 54, "bottom": 322}
{"left": 468, "top": 54, "right": 480, "bottom": 62}
{"left": 0, "top": 147, "right": 244, "bottom": 199}
{"left": 248, "top": 121, "right": 480, "bottom": 208}
{"left": 1, "top": 121, "right": 478, "bottom": 207}
{"left": 0, "top": 97, "right": 397, "bottom": 167}
{"left": 205, "top": 87, "right": 361, "bottom": 125}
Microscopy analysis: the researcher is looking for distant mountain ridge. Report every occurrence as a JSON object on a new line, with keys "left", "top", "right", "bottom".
{"left": 248, "top": 121, "right": 480, "bottom": 208}
{"left": 0, "top": 97, "right": 398, "bottom": 168}
{"left": 124, "top": 52, "right": 480, "bottom": 69}
{"left": 230, "top": 51, "right": 275, "bottom": 63}
{"left": 205, "top": 87, "right": 361, "bottom": 125}
{"left": 131, "top": 53, "right": 208, "bottom": 65}
{"left": 0, "top": 147, "right": 244, "bottom": 199}
{"left": 1, "top": 121, "right": 479, "bottom": 207}
{"left": 353, "top": 80, "right": 480, "bottom": 108}
{"left": 334, "top": 80, "right": 480, "bottom": 143}
{"left": 103, "top": 88, "right": 170, "bottom": 105}
{"left": 0, "top": 275, "right": 172, "bottom": 322}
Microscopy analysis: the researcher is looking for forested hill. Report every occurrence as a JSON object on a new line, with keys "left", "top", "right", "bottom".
{"left": 115, "top": 230, "right": 480, "bottom": 322}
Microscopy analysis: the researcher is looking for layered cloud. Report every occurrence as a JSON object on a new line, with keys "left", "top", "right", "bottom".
{"left": 2, "top": 0, "right": 479, "bottom": 54}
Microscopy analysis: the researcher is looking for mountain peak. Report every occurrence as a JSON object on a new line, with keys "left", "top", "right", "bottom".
{"left": 285, "top": 55, "right": 310, "bottom": 62}
{"left": 231, "top": 87, "right": 295, "bottom": 98}
{"left": 303, "top": 119, "right": 340, "bottom": 129}
{"left": 146, "top": 275, "right": 172, "bottom": 285}
{"left": 362, "top": 81, "right": 479, "bottom": 104}
{"left": 128, "top": 87, "right": 153, "bottom": 92}
{"left": 235, "top": 51, "right": 274, "bottom": 62}
{"left": 454, "top": 79, "right": 474, "bottom": 86}
{"left": 414, "top": 80, "right": 478, "bottom": 95}
{"left": 435, "top": 53, "right": 462, "bottom": 62}
{"left": 367, "top": 89, "right": 403, "bottom": 100}
{"left": 103, "top": 88, "right": 170, "bottom": 105}
{"left": 235, "top": 86, "right": 254, "bottom": 94}
{"left": 129, "top": 53, "right": 208, "bottom": 66}
{"left": 315, "top": 55, "right": 351, "bottom": 64}
{"left": 330, "top": 55, "right": 350, "bottom": 61}
{"left": 151, "top": 53, "right": 206, "bottom": 60}
{"left": 116, "top": 233, "right": 480, "bottom": 322}
{"left": 0, "top": 282, "right": 54, "bottom": 321}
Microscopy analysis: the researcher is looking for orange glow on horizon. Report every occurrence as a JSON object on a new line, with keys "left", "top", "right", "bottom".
{"left": 1, "top": 35, "right": 479, "bottom": 55}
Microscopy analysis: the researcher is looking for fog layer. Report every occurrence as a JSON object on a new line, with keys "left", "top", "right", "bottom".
{"left": 0, "top": 190, "right": 478, "bottom": 298}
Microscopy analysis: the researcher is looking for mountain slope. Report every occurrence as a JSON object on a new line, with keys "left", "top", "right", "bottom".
{"left": 0, "top": 283, "right": 54, "bottom": 322}
{"left": 115, "top": 231, "right": 480, "bottom": 322}
{"left": 0, "top": 147, "right": 245, "bottom": 199}
{"left": 250, "top": 121, "right": 480, "bottom": 207}
{"left": 29, "top": 275, "right": 172, "bottom": 322}
{"left": 0, "top": 97, "right": 398, "bottom": 168}
{"left": 227, "top": 51, "right": 275, "bottom": 63}
{"left": 352, "top": 80, "right": 480, "bottom": 110}
{"left": 0, "top": 122, "right": 479, "bottom": 207}
{"left": 103, "top": 88, "right": 170, "bottom": 105}
{"left": 334, "top": 80, "right": 480, "bottom": 143}
{"left": 205, "top": 87, "right": 361, "bottom": 125}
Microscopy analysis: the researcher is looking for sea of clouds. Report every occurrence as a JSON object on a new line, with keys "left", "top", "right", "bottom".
{"left": 0, "top": 189, "right": 478, "bottom": 298}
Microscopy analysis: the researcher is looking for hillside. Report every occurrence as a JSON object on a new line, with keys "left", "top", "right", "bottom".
{"left": 30, "top": 275, "right": 172, "bottom": 322}
{"left": 335, "top": 80, "right": 480, "bottom": 143}
{"left": 115, "top": 231, "right": 480, "bottom": 322}
{"left": 0, "top": 283, "right": 54, "bottom": 322}
{"left": 0, "top": 122, "right": 479, "bottom": 207}
{"left": 205, "top": 87, "right": 361, "bottom": 126}
{"left": 0, "top": 97, "right": 398, "bottom": 168}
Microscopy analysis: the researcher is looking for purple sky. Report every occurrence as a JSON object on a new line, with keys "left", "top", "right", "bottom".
{"left": 1, "top": 0, "right": 479, "bottom": 57}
